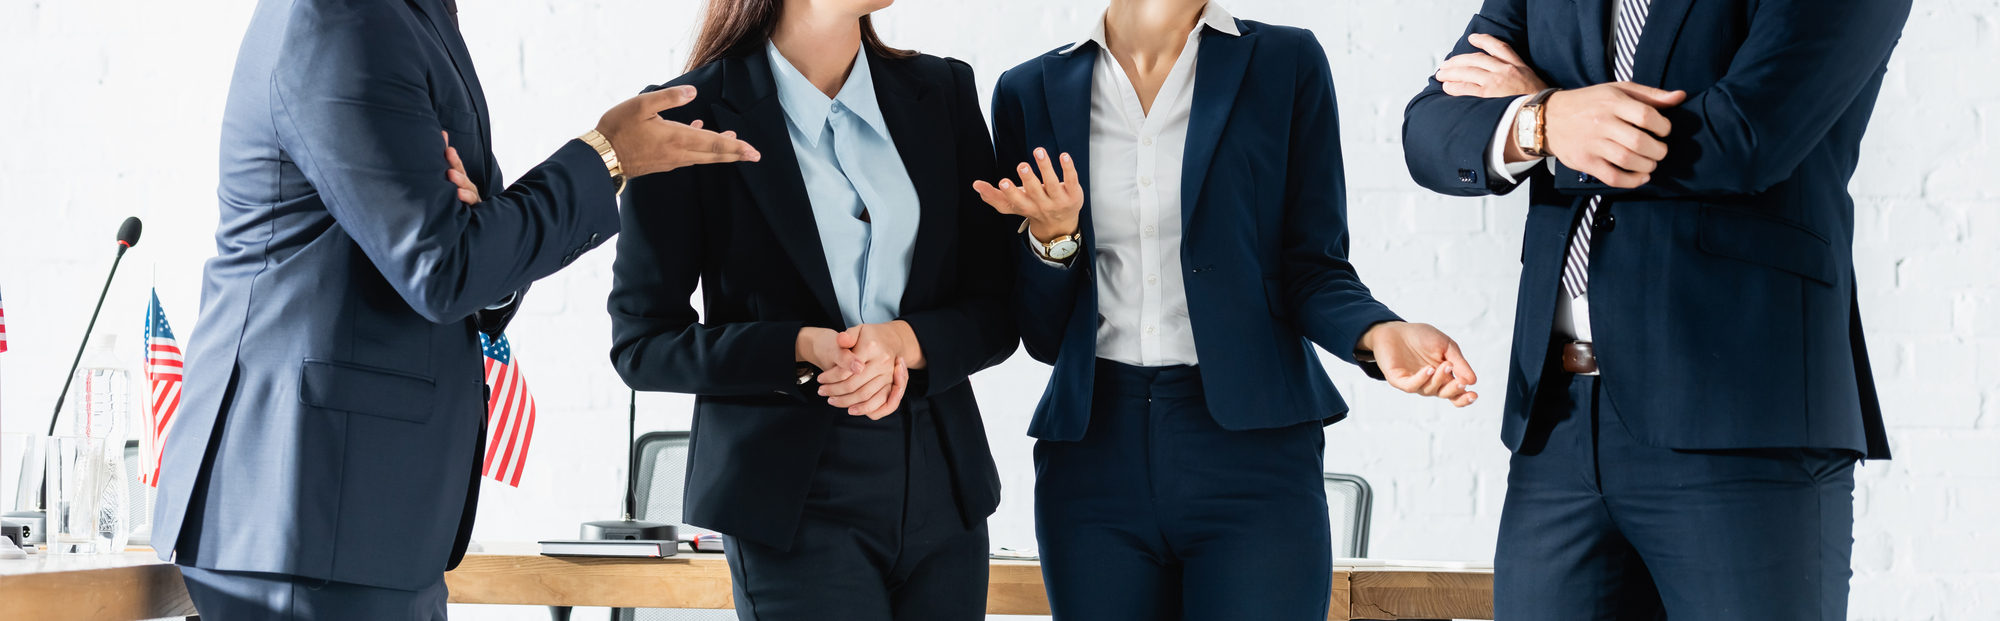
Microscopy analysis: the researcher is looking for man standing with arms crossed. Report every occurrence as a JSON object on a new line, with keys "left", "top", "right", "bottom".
{"left": 151, "top": 0, "right": 759, "bottom": 618}
{"left": 1404, "top": 0, "right": 1908, "bottom": 618}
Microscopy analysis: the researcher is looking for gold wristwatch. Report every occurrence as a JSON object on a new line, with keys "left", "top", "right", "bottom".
{"left": 579, "top": 129, "right": 629, "bottom": 196}
{"left": 1019, "top": 219, "right": 1081, "bottom": 262}
{"left": 1514, "top": 88, "right": 1560, "bottom": 158}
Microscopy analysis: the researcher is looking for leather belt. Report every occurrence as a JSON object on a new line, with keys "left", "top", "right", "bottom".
{"left": 1561, "top": 341, "right": 1599, "bottom": 375}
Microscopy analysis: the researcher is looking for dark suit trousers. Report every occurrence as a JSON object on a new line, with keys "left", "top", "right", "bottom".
{"left": 1497, "top": 374, "right": 1859, "bottom": 621}
{"left": 721, "top": 401, "right": 986, "bottom": 621}
{"left": 180, "top": 566, "right": 447, "bottom": 621}
{"left": 1035, "top": 360, "right": 1332, "bottom": 621}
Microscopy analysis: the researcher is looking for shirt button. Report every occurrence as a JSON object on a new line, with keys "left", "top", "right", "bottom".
{"left": 1143, "top": 225, "right": 1156, "bottom": 237}
{"left": 1145, "top": 325, "right": 1157, "bottom": 335}
{"left": 1147, "top": 274, "right": 1159, "bottom": 286}
{"left": 1142, "top": 137, "right": 1154, "bottom": 147}
{"left": 1139, "top": 176, "right": 1153, "bottom": 186}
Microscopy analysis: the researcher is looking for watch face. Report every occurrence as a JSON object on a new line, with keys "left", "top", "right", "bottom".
{"left": 1048, "top": 239, "right": 1080, "bottom": 260}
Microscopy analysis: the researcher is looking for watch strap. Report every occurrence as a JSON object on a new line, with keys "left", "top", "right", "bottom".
{"left": 579, "top": 129, "right": 629, "bottom": 196}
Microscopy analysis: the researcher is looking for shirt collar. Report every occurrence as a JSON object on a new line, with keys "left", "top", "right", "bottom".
{"left": 1061, "top": 1, "right": 1238, "bottom": 56}
{"left": 767, "top": 40, "right": 890, "bottom": 147}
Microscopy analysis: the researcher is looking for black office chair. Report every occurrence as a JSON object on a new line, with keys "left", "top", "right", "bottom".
{"left": 1324, "top": 472, "right": 1373, "bottom": 559}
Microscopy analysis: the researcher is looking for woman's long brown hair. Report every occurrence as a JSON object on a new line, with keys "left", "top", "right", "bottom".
{"left": 686, "top": 0, "right": 915, "bottom": 72}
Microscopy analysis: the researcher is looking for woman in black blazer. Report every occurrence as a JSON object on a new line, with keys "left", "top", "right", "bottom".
{"left": 605, "top": 1, "right": 1014, "bottom": 619}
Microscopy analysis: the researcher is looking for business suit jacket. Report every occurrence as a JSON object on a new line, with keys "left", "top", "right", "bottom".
{"left": 996, "top": 20, "right": 1403, "bottom": 442}
{"left": 1403, "top": 0, "right": 1907, "bottom": 457}
{"left": 152, "top": 0, "right": 621, "bottom": 590}
{"left": 608, "top": 46, "right": 1015, "bottom": 551}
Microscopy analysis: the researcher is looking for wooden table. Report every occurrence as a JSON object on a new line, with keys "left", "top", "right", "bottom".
{"left": 0, "top": 543, "right": 1493, "bottom": 620}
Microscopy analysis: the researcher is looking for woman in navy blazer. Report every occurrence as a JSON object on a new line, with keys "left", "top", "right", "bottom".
{"left": 975, "top": 1, "right": 1479, "bottom": 618}
{"left": 607, "top": 1, "right": 1014, "bottom": 619}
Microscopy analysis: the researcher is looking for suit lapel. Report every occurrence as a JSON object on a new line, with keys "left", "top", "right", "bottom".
{"left": 1629, "top": 0, "right": 1696, "bottom": 87}
{"left": 713, "top": 52, "right": 846, "bottom": 327}
{"left": 1180, "top": 22, "right": 1255, "bottom": 232}
{"left": 408, "top": 0, "right": 498, "bottom": 186}
{"left": 871, "top": 54, "right": 953, "bottom": 313}
{"left": 1042, "top": 46, "right": 1098, "bottom": 264}
{"left": 1576, "top": 0, "right": 1612, "bottom": 84}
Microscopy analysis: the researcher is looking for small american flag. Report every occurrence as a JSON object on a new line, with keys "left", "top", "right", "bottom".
{"left": 480, "top": 333, "right": 537, "bottom": 487}
{"left": 141, "top": 290, "right": 184, "bottom": 486}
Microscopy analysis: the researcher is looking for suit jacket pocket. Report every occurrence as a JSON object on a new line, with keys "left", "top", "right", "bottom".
{"left": 436, "top": 103, "right": 480, "bottom": 136}
{"left": 299, "top": 359, "right": 438, "bottom": 423}
{"left": 1696, "top": 206, "right": 1834, "bottom": 285}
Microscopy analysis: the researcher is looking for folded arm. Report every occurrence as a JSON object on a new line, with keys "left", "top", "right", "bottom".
{"left": 1638, "top": 0, "right": 1911, "bottom": 197}
{"left": 271, "top": 5, "right": 618, "bottom": 325}
{"left": 1402, "top": 3, "right": 1536, "bottom": 198}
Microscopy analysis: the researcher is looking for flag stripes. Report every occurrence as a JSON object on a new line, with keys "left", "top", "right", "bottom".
{"left": 142, "top": 291, "right": 184, "bottom": 487}
{"left": 480, "top": 333, "right": 537, "bottom": 487}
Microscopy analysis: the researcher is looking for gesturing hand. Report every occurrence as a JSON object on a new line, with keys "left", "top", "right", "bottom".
{"left": 444, "top": 131, "right": 478, "bottom": 205}
{"left": 1435, "top": 34, "right": 1547, "bottom": 99}
{"left": 1359, "top": 321, "right": 1479, "bottom": 408}
{"left": 596, "top": 85, "right": 761, "bottom": 178}
{"left": 1544, "top": 82, "right": 1687, "bottom": 189}
{"left": 972, "top": 147, "right": 1084, "bottom": 244}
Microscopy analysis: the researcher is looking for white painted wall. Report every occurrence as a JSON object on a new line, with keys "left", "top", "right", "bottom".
{"left": 1, "top": 1, "right": 1994, "bottom": 619}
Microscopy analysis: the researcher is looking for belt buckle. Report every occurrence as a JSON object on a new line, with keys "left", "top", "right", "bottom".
{"left": 1561, "top": 341, "right": 1599, "bottom": 375}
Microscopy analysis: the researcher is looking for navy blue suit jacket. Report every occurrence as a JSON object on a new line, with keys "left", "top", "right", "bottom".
{"left": 996, "top": 20, "right": 1403, "bottom": 442}
{"left": 153, "top": 0, "right": 620, "bottom": 590}
{"left": 608, "top": 48, "right": 1015, "bottom": 550}
{"left": 1403, "top": 0, "right": 1907, "bottom": 457}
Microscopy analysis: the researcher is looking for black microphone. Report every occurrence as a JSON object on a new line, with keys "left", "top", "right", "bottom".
{"left": 48, "top": 217, "right": 144, "bottom": 435}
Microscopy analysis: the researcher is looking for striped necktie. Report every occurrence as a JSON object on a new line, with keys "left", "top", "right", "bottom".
{"left": 1560, "top": 0, "right": 1653, "bottom": 302}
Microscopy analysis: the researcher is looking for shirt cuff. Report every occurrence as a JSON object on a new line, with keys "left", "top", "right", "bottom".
{"left": 1024, "top": 231, "right": 1073, "bottom": 269}
{"left": 1487, "top": 95, "right": 1545, "bottom": 185}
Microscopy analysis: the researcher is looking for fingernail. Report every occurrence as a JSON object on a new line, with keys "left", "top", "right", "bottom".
{"left": 1420, "top": 367, "right": 1434, "bottom": 376}
{"left": 1061, "top": 153, "right": 1072, "bottom": 163}
{"left": 1036, "top": 148, "right": 1047, "bottom": 159}
{"left": 1020, "top": 164, "right": 1032, "bottom": 173}
{"left": 1000, "top": 180, "right": 1013, "bottom": 189}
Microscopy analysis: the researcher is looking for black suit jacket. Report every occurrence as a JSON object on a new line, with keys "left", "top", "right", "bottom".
{"left": 608, "top": 46, "right": 1015, "bottom": 549}
{"left": 1403, "top": 0, "right": 1907, "bottom": 458}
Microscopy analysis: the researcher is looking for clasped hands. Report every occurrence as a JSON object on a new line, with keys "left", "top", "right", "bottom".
{"left": 797, "top": 322, "right": 924, "bottom": 420}
{"left": 1436, "top": 33, "right": 1688, "bottom": 189}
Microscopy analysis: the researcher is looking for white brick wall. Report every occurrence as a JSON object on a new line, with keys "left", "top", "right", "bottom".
{"left": 1, "top": 1, "right": 1993, "bottom": 619}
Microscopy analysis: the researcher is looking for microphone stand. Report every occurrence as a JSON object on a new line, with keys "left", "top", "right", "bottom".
{"left": 47, "top": 244, "right": 131, "bottom": 436}
{"left": 578, "top": 390, "right": 673, "bottom": 542}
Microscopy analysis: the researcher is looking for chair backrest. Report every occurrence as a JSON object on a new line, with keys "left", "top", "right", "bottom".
{"left": 631, "top": 431, "right": 710, "bottom": 536}
{"left": 622, "top": 431, "right": 735, "bottom": 621}
{"left": 1324, "top": 472, "right": 1373, "bottom": 558}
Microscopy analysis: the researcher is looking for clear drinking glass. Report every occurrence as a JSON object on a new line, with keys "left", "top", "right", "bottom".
{"left": 1, "top": 432, "right": 36, "bottom": 512}
{"left": 44, "top": 435, "right": 128, "bottom": 555}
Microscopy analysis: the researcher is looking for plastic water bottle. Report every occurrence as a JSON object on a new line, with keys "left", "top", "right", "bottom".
{"left": 70, "top": 335, "right": 132, "bottom": 554}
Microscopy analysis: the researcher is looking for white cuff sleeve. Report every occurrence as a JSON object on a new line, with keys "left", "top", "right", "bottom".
{"left": 1487, "top": 95, "right": 1545, "bottom": 185}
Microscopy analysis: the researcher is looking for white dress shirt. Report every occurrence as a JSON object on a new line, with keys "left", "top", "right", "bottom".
{"left": 1033, "top": 2, "right": 1239, "bottom": 367}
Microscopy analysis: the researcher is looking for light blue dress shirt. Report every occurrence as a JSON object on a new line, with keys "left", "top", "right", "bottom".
{"left": 767, "top": 41, "right": 921, "bottom": 328}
